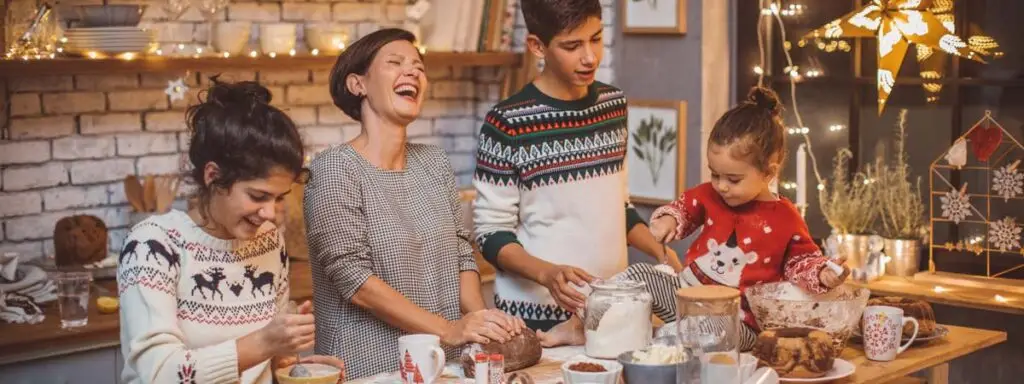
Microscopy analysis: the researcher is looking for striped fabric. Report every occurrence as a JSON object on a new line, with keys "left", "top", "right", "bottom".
{"left": 620, "top": 263, "right": 758, "bottom": 351}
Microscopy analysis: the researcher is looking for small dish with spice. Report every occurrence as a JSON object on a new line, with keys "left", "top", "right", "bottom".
{"left": 561, "top": 357, "right": 622, "bottom": 384}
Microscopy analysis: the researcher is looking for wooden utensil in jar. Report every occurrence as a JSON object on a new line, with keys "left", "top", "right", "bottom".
{"left": 142, "top": 175, "right": 157, "bottom": 212}
{"left": 155, "top": 175, "right": 181, "bottom": 213}
{"left": 123, "top": 175, "right": 146, "bottom": 212}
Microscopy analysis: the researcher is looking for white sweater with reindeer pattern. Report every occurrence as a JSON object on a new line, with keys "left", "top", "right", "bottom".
{"left": 117, "top": 210, "right": 289, "bottom": 384}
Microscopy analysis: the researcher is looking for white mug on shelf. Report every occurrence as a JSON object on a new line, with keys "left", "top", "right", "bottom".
{"left": 397, "top": 334, "right": 446, "bottom": 384}
{"left": 259, "top": 23, "right": 296, "bottom": 55}
{"left": 861, "top": 305, "right": 919, "bottom": 361}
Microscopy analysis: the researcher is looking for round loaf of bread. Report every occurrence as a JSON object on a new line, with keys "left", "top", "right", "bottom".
{"left": 461, "top": 331, "right": 542, "bottom": 377}
{"left": 867, "top": 296, "right": 936, "bottom": 337}
{"left": 53, "top": 215, "right": 108, "bottom": 267}
{"left": 752, "top": 327, "right": 835, "bottom": 379}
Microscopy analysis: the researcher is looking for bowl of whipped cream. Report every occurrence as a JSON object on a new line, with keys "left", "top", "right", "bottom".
{"left": 616, "top": 337, "right": 688, "bottom": 384}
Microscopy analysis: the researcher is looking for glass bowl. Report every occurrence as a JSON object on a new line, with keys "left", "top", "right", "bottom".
{"left": 745, "top": 282, "right": 869, "bottom": 357}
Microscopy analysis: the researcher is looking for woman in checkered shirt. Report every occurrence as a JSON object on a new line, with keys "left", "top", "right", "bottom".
{"left": 303, "top": 28, "right": 526, "bottom": 379}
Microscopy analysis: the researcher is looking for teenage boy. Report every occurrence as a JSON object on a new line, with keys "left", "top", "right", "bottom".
{"left": 472, "top": 0, "right": 680, "bottom": 346}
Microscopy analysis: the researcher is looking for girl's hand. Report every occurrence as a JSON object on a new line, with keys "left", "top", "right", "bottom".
{"left": 298, "top": 355, "right": 346, "bottom": 383}
{"left": 259, "top": 301, "right": 316, "bottom": 357}
{"left": 819, "top": 256, "right": 850, "bottom": 288}
{"left": 650, "top": 216, "right": 679, "bottom": 243}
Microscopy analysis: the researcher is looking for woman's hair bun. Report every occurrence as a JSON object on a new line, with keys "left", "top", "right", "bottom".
{"left": 747, "top": 86, "right": 782, "bottom": 116}
{"left": 204, "top": 74, "right": 272, "bottom": 111}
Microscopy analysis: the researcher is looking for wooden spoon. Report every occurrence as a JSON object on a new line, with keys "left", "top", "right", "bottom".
{"left": 123, "top": 175, "right": 146, "bottom": 212}
{"left": 142, "top": 175, "right": 157, "bottom": 212}
{"left": 155, "top": 176, "right": 181, "bottom": 213}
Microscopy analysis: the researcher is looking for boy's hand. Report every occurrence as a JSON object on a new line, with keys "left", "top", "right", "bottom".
{"left": 819, "top": 256, "right": 850, "bottom": 288}
{"left": 538, "top": 264, "right": 594, "bottom": 312}
{"left": 650, "top": 216, "right": 679, "bottom": 243}
{"left": 663, "top": 247, "right": 684, "bottom": 273}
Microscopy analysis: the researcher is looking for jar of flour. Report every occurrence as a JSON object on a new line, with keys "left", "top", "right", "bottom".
{"left": 583, "top": 279, "right": 653, "bottom": 359}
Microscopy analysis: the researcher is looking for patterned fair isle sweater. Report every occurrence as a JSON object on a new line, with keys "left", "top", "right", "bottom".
{"left": 117, "top": 210, "right": 289, "bottom": 384}
{"left": 652, "top": 182, "right": 832, "bottom": 330}
{"left": 473, "top": 81, "right": 644, "bottom": 329}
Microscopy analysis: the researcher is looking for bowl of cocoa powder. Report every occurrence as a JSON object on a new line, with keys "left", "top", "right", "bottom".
{"left": 561, "top": 358, "right": 622, "bottom": 384}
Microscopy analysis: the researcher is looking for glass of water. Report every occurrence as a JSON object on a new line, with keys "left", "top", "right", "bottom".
{"left": 54, "top": 271, "right": 93, "bottom": 328}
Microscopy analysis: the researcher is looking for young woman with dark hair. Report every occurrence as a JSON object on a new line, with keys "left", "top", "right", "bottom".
{"left": 304, "top": 28, "right": 524, "bottom": 379}
{"left": 118, "top": 78, "right": 344, "bottom": 384}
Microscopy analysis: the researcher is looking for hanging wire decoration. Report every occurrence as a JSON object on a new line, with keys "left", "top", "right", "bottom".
{"left": 929, "top": 111, "right": 1024, "bottom": 279}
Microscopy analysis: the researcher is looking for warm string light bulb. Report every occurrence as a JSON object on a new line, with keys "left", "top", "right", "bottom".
{"left": 933, "top": 286, "right": 947, "bottom": 293}
{"left": 828, "top": 124, "right": 845, "bottom": 132}
{"left": 311, "top": 48, "right": 320, "bottom": 56}
{"left": 994, "top": 295, "right": 1009, "bottom": 303}
{"left": 269, "top": 52, "right": 277, "bottom": 58}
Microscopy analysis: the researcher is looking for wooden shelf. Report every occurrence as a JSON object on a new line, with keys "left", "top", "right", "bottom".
{"left": 848, "top": 272, "right": 1024, "bottom": 316}
{"left": 0, "top": 51, "right": 523, "bottom": 77}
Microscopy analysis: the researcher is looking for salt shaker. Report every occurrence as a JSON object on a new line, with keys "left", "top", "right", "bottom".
{"left": 474, "top": 353, "right": 489, "bottom": 384}
{"left": 489, "top": 354, "right": 505, "bottom": 384}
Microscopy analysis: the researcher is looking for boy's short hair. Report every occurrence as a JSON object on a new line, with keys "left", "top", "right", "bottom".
{"left": 521, "top": 0, "right": 602, "bottom": 45}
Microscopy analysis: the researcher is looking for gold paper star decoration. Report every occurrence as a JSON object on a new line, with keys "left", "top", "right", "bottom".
{"left": 803, "top": 0, "right": 1001, "bottom": 114}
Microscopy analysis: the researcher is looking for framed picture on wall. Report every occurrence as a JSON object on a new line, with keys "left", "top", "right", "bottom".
{"left": 621, "top": 0, "right": 687, "bottom": 35}
{"left": 627, "top": 100, "right": 687, "bottom": 205}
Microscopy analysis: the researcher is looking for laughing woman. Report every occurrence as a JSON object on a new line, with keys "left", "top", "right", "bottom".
{"left": 304, "top": 28, "right": 524, "bottom": 379}
{"left": 117, "top": 79, "right": 343, "bottom": 384}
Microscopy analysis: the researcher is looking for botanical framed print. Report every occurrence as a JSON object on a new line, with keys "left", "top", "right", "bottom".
{"left": 627, "top": 100, "right": 687, "bottom": 205}
{"left": 621, "top": 0, "right": 687, "bottom": 35}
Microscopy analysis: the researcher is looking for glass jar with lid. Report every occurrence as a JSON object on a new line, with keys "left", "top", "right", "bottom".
{"left": 583, "top": 279, "right": 653, "bottom": 359}
{"left": 674, "top": 285, "right": 743, "bottom": 383}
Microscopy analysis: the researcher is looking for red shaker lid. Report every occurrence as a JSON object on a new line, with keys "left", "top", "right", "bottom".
{"left": 490, "top": 354, "right": 504, "bottom": 361}
{"left": 475, "top": 353, "right": 489, "bottom": 362}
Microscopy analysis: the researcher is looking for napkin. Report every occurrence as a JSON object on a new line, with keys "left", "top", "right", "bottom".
{"left": 0, "top": 290, "right": 45, "bottom": 325}
{"left": 0, "top": 253, "right": 57, "bottom": 305}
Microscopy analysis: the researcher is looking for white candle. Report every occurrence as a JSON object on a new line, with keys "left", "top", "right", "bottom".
{"left": 796, "top": 143, "right": 807, "bottom": 207}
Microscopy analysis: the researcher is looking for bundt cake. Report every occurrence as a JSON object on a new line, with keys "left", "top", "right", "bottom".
{"left": 867, "top": 296, "right": 936, "bottom": 337}
{"left": 53, "top": 215, "right": 108, "bottom": 267}
{"left": 461, "top": 331, "right": 542, "bottom": 377}
{"left": 752, "top": 327, "right": 835, "bottom": 378}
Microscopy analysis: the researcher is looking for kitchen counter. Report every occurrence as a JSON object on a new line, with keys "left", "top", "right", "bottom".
{"left": 0, "top": 260, "right": 314, "bottom": 366}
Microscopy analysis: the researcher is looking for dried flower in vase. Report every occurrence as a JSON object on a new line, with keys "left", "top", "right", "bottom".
{"left": 873, "top": 109, "right": 926, "bottom": 240}
{"left": 818, "top": 148, "right": 877, "bottom": 235}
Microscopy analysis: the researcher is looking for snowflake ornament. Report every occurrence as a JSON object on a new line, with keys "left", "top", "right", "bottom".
{"left": 992, "top": 160, "right": 1022, "bottom": 202}
{"left": 164, "top": 78, "right": 189, "bottom": 102}
{"left": 988, "top": 217, "right": 1021, "bottom": 252}
{"left": 940, "top": 184, "right": 973, "bottom": 224}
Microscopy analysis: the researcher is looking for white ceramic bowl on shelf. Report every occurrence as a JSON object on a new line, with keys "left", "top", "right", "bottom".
{"left": 259, "top": 23, "right": 296, "bottom": 55}
{"left": 304, "top": 23, "right": 351, "bottom": 54}
{"left": 213, "top": 21, "right": 252, "bottom": 55}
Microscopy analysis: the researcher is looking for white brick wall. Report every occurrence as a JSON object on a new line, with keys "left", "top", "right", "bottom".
{"left": 0, "top": 0, "right": 618, "bottom": 259}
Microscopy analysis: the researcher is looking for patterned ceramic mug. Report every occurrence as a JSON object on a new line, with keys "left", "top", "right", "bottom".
{"left": 398, "top": 334, "right": 446, "bottom": 384}
{"left": 862, "top": 305, "right": 919, "bottom": 361}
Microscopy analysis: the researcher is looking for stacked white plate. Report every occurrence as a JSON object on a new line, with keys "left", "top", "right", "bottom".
{"left": 63, "top": 27, "right": 153, "bottom": 55}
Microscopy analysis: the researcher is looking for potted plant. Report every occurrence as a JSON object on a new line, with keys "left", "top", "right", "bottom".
{"left": 873, "top": 110, "right": 927, "bottom": 277}
{"left": 819, "top": 148, "right": 878, "bottom": 267}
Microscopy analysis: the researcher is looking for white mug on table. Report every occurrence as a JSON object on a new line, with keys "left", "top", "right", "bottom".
{"left": 862, "top": 305, "right": 919, "bottom": 361}
{"left": 398, "top": 334, "right": 446, "bottom": 384}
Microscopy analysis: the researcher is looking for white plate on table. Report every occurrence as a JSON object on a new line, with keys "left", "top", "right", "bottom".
{"left": 779, "top": 358, "right": 855, "bottom": 383}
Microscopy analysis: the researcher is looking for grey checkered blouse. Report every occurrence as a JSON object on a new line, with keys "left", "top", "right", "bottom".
{"left": 303, "top": 143, "right": 478, "bottom": 379}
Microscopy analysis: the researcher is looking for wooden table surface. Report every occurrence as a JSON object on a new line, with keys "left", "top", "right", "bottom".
{"left": 0, "top": 260, "right": 314, "bottom": 366}
{"left": 349, "top": 324, "right": 1006, "bottom": 384}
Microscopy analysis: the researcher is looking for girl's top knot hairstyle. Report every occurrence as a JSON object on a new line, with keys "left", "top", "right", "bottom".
{"left": 747, "top": 86, "right": 782, "bottom": 117}
{"left": 708, "top": 86, "right": 787, "bottom": 174}
{"left": 185, "top": 75, "right": 308, "bottom": 213}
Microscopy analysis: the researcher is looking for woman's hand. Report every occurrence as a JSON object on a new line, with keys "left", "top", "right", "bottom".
{"left": 650, "top": 216, "right": 679, "bottom": 243}
{"left": 538, "top": 264, "right": 594, "bottom": 313}
{"left": 819, "top": 256, "right": 851, "bottom": 288}
{"left": 663, "top": 247, "right": 684, "bottom": 273}
{"left": 441, "top": 309, "right": 523, "bottom": 346}
{"left": 259, "top": 301, "right": 316, "bottom": 357}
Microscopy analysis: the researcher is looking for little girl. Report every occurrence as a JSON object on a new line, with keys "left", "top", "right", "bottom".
{"left": 538, "top": 87, "right": 849, "bottom": 351}
{"left": 642, "top": 86, "right": 849, "bottom": 350}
